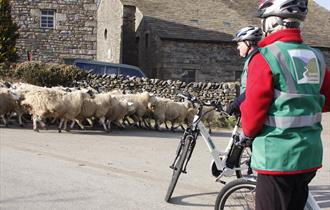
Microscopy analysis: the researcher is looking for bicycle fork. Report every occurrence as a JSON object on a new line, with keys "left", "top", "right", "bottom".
{"left": 182, "top": 139, "right": 196, "bottom": 173}
{"left": 169, "top": 134, "right": 196, "bottom": 173}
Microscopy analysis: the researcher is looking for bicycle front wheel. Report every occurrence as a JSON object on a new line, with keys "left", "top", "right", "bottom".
{"left": 215, "top": 178, "right": 256, "bottom": 210}
{"left": 164, "top": 136, "right": 192, "bottom": 202}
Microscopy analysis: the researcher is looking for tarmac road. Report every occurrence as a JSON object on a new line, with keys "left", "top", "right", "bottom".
{"left": 0, "top": 113, "right": 329, "bottom": 210}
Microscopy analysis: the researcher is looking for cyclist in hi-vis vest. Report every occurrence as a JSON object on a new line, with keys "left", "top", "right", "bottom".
{"left": 238, "top": 0, "right": 330, "bottom": 209}
{"left": 226, "top": 26, "right": 262, "bottom": 115}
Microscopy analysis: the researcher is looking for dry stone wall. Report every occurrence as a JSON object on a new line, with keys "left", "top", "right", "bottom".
{"left": 72, "top": 74, "right": 240, "bottom": 106}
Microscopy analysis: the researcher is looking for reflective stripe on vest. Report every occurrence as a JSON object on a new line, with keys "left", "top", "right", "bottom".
{"left": 265, "top": 112, "right": 322, "bottom": 129}
{"left": 274, "top": 89, "right": 317, "bottom": 100}
{"left": 311, "top": 48, "right": 326, "bottom": 88}
{"left": 267, "top": 43, "right": 297, "bottom": 93}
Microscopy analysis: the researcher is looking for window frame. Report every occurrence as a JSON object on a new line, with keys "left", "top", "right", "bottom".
{"left": 40, "top": 9, "right": 55, "bottom": 29}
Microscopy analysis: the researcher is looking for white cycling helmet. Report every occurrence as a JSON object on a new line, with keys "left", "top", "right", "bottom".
{"left": 257, "top": 0, "right": 308, "bottom": 21}
{"left": 232, "top": 26, "right": 263, "bottom": 42}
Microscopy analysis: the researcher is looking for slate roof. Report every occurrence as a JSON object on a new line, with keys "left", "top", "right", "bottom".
{"left": 121, "top": 0, "right": 330, "bottom": 48}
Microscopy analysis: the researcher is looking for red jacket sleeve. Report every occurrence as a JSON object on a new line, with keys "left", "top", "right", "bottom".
{"left": 240, "top": 53, "right": 274, "bottom": 137}
{"left": 321, "top": 69, "right": 330, "bottom": 112}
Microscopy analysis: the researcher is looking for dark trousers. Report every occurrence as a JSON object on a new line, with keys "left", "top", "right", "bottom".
{"left": 256, "top": 171, "right": 316, "bottom": 210}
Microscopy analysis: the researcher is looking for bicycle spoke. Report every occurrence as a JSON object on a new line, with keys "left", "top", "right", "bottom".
{"left": 222, "top": 188, "right": 256, "bottom": 210}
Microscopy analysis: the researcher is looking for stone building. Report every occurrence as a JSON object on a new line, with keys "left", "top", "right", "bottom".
{"left": 10, "top": 0, "right": 330, "bottom": 82}
{"left": 98, "top": 0, "right": 330, "bottom": 82}
{"left": 10, "top": 0, "right": 97, "bottom": 63}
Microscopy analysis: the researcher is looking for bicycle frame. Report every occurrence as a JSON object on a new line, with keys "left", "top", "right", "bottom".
{"left": 197, "top": 115, "right": 242, "bottom": 174}
{"left": 170, "top": 99, "right": 249, "bottom": 181}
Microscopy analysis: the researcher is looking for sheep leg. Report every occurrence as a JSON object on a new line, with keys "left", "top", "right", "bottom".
{"left": 208, "top": 121, "right": 212, "bottom": 134}
{"left": 18, "top": 112, "right": 24, "bottom": 127}
{"left": 86, "top": 118, "right": 93, "bottom": 127}
{"left": 180, "top": 124, "right": 185, "bottom": 131}
{"left": 39, "top": 118, "right": 47, "bottom": 130}
{"left": 32, "top": 115, "right": 39, "bottom": 132}
{"left": 113, "top": 121, "right": 125, "bottom": 130}
{"left": 64, "top": 120, "right": 70, "bottom": 132}
{"left": 154, "top": 120, "right": 160, "bottom": 130}
{"left": 58, "top": 118, "right": 64, "bottom": 133}
{"left": 131, "top": 115, "right": 140, "bottom": 128}
{"left": 164, "top": 121, "right": 169, "bottom": 130}
{"left": 123, "top": 116, "right": 133, "bottom": 126}
{"left": 50, "top": 117, "right": 57, "bottom": 124}
{"left": 1, "top": 115, "right": 8, "bottom": 127}
{"left": 70, "top": 120, "right": 76, "bottom": 129}
{"left": 106, "top": 120, "right": 112, "bottom": 131}
{"left": 99, "top": 117, "right": 109, "bottom": 132}
{"left": 76, "top": 119, "right": 85, "bottom": 130}
{"left": 171, "top": 121, "right": 180, "bottom": 132}
{"left": 143, "top": 117, "right": 152, "bottom": 129}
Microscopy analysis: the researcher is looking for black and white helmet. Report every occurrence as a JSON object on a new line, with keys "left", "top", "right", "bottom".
{"left": 232, "top": 26, "right": 263, "bottom": 42}
{"left": 257, "top": 0, "right": 308, "bottom": 21}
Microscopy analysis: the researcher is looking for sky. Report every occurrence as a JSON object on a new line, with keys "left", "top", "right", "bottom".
{"left": 315, "top": 0, "right": 330, "bottom": 10}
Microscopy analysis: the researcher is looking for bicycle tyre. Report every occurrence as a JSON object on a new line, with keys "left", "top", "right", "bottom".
{"left": 214, "top": 178, "right": 256, "bottom": 210}
{"left": 164, "top": 136, "right": 192, "bottom": 202}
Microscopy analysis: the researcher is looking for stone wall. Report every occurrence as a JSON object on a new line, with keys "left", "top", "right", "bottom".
{"left": 73, "top": 74, "right": 240, "bottom": 106}
{"left": 137, "top": 36, "right": 243, "bottom": 82}
{"left": 10, "top": 0, "right": 97, "bottom": 63}
{"left": 160, "top": 40, "right": 242, "bottom": 82}
{"left": 97, "top": 0, "right": 123, "bottom": 63}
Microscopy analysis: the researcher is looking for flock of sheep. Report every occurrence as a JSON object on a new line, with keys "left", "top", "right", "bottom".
{"left": 0, "top": 82, "right": 219, "bottom": 133}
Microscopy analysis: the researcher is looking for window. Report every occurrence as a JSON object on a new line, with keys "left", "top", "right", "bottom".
{"left": 145, "top": 33, "right": 149, "bottom": 48}
{"left": 40, "top": 9, "right": 55, "bottom": 29}
{"left": 181, "top": 69, "right": 196, "bottom": 83}
{"left": 235, "top": 70, "right": 243, "bottom": 81}
{"left": 104, "top": 29, "right": 108, "bottom": 40}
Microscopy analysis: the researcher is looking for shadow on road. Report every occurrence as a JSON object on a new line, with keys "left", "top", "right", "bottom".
{"left": 1, "top": 122, "right": 233, "bottom": 140}
{"left": 168, "top": 191, "right": 218, "bottom": 207}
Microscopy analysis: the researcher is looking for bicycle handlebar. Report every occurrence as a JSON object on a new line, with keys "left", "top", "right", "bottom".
{"left": 177, "top": 91, "right": 223, "bottom": 112}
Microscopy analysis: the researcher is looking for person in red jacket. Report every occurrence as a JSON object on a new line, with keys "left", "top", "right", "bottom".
{"left": 239, "top": 0, "right": 330, "bottom": 209}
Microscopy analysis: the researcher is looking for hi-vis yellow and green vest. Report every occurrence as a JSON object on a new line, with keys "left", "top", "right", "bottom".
{"left": 251, "top": 41, "right": 326, "bottom": 173}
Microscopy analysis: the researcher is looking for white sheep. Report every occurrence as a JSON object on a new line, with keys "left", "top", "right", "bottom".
{"left": 72, "top": 92, "right": 113, "bottom": 132}
{"left": 149, "top": 98, "right": 191, "bottom": 131}
{"left": 21, "top": 89, "right": 90, "bottom": 132}
{"left": 105, "top": 97, "right": 134, "bottom": 131}
{"left": 0, "top": 88, "right": 21, "bottom": 127}
{"left": 115, "top": 92, "right": 157, "bottom": 128}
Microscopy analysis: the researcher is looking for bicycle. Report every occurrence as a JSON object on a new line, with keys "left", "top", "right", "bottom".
{"left": 164, "top": 92, "right": 253, "bottom": 202}
{"left": 214, "top": 176, "right": 321, "bottom": 210}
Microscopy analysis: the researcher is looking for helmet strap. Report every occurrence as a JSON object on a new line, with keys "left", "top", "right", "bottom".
{"left": 282, "top": 20, "right": 301, "bottom": 28}
{"left": 243, "top": 41, "right": 251, "bottom": 58}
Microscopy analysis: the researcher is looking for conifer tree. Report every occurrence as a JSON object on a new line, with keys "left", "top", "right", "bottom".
{"left": 0, "top": 0, "right": 19, "bottom": 62}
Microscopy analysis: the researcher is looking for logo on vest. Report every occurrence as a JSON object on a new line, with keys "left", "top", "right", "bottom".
{"left": 288, "top": 49, "right": 320, "bottom": 84}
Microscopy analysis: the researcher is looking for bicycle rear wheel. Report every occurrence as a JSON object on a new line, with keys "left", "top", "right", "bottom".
{"left": 164, "top": 136, "right": 192, "bottom": 202}
{"left": 215, "top": 178, "right": 256, "bottom": 210}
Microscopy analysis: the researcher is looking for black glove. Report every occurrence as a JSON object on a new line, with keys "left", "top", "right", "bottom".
{"left": 225, "top": 101, "right": 239, "bottom": 115}
{"left": 225, "top": 93, "right": 246, "bottom": 115}
{"left": 236, "top": 132, "right": 253, "bottom": 147}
